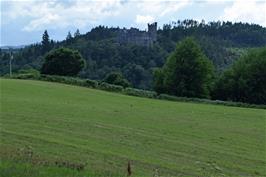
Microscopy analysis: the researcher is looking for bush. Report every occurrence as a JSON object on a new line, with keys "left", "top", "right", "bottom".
{"left": 10, "top": 69, "right": 40, "bottom": 80}
{"left": 40, "top": 75, "right": 64, "bottom": 83}
{"left": 11, "top": 73, "right": 39, "bottom": 80}
{"left": 85, "top": 79, "right": 98, "bottom": 88}
{"left": 103, "top": 72, "right": 130, "bottom": 88}
{"left": 39, "top": 75, "right": 87, "bottom": 87}
{"left": 157, "top": 94, "right": 204, "bottom": 102}
{"left": 66, "top": 77, "right": 86, "bottom": 87}
{"left": 18, "top": 68, "right": 40, "bottom": 77}
{"left": 26, "top": 75, "right": 98, "bottom": 89}
{"left": 157, "top": 94, "right": 184, "bottom": 101}
{"left": 124, "top": 88, "right": 157, "bottom": 98}
{"left": 98, "top": 82, "right": 123, "bottom": 92}
{"left": 158, "top": 94, "right": 266, "bottom": 109}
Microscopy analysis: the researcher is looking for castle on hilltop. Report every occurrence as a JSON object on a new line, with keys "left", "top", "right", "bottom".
{"left": 117, "top": 22, "right": 157, "bottom": 46}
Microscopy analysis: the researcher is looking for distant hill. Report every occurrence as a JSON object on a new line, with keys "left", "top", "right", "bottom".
{"left": 1, "top": 20, "right": 266, "bottom": 89}
{"left": 0, "top": 45, "right": 26, "bottom": 50}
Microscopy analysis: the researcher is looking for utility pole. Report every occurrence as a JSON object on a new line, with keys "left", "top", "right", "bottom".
{"left": 9, "top": 52, "right": 13, "bottom": 77}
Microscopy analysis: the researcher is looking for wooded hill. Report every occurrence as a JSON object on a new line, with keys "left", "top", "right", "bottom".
{"left": 1, "top": 20, "right": 266, "bottom": 89}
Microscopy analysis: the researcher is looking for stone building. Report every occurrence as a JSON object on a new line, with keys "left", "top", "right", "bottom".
{"left": 117, "top": 22, "right": 157, "bottom": 46}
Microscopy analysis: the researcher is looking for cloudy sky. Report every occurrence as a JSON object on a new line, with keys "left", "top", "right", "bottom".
{"left": 1, "top": 0, "right": 266, "bottom": 46}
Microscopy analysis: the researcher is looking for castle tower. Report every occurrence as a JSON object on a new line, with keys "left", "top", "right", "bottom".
{"left": 148, "top": 22, "right": 157, "bottom": 43}
{"left": 148, "top": 22, "right": 157, "bottom": 33}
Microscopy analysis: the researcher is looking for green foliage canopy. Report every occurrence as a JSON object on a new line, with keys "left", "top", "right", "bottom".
{"left": 212, "top": 47, "right": 266, "bottom": 104}
{"left": 103, "top": 72, "right": 130, "bottom": 88}
{"left": 154, "top": 37, "right": 214, "bottom": 98}
{"left": 41, "top": 47, "right": 85, "bottom": 76}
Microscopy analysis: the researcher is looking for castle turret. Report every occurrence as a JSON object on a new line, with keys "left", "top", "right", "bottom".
{"left": 148, "top": 22, "right": 157, "bottom": 33}
{"left": 148, "top": 22, "right": 157, "bottom": 43}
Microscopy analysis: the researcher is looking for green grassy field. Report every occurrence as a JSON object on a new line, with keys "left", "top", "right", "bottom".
{"left": 1, "top": 78, "right": 265, "bottom": 177}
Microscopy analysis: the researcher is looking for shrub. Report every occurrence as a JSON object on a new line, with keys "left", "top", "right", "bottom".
{"left": 158, "top": 94, "right": 266, "bottom": 109}
{"left": 11, "top": 73, "right": 39, "bottom": 80}
{"left": 98, "top": 82, "right": 123, "bottom": 92}
{"left": 40, "top": 75, "right": 64, "bottom": 83}
{"left": 124, "top": 88, "right": 157, "bottom": 98}
{"left": 39, "top": 75, "right": 88, "bottom": 87}
{"left": 103, "top": 72, "right": 130, "bottom": 88}
{"left": 10, "top": 69, "right": 40, "bottom": 80}
{"left": 157, "top": 94, "right": 203, "bottom": 102}
{"left": 85, "top": 79, "right": 98, "bottom": 88}
{"left": 18, "top": 68, "right": 40, "bottom": 77}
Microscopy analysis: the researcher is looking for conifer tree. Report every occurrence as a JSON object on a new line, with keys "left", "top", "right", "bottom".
{"left": 41, "top": 30, "right": 50, "bottom": 53}
{"left": 74, "top": 29, "right": 81, "bottom": 37}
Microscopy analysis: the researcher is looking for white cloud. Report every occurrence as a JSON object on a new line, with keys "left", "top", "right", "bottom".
{"left": 135, "top": 15, "right": 155, "bottom": 24}
{"left": 134, "top": 0, "right": 191, "bottom": 27}
{"left": 3, "top": 0, "right": 266, "bottom": 33}
{"left": 2, "top": 0, "right": 191, "bottom": 31}
{"left": 220, "top": 0, "right": 266, "bottom": 26}
{"left": 23, "top": 14, "right": 60, "bottom": 31}
{"left": 3, "top": 0, "right": 122, "bottom": 31}
{"left": 136, "top": 0, "right": 191, "bottom": 17}
{"left": 2, "top": 0, "right": 192, "bottom": 31}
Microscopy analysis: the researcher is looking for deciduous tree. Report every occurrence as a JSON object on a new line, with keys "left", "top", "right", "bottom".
{"left": 212, "top": 47, "right": 266, "bottom": 104}
{"left": 41, "top": 47, "right": 85, "bottom": 76}
{"left": 154, "top": 37, "right": 214, "bottom": 98}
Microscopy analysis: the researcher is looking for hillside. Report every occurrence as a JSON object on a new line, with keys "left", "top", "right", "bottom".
{"left": 1, "top": 79, "right": 265, "bottom": 176}
{"left": 1, "top": 20, "right": 266, "bottom": 89}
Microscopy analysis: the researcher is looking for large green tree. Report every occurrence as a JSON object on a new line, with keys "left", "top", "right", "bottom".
{"left": 212, "top": 47, "right": 266, "bottom": 104}
{"left": 41, "top": 47, "right": 85, "bottom": 76}
{"left": 154, "top": 37, "right": 214, "bottom": 98}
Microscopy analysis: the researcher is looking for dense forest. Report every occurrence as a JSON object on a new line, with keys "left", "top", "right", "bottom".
{"left": 1, "top": 20, "right": 266, "bottom": 89}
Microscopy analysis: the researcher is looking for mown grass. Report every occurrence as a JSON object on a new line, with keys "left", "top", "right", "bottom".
{"left": 0, "top": 78, "right": 265, "bottom": 176}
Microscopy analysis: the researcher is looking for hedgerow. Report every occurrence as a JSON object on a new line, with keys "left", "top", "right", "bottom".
{"left": 5, "top": 74, "right": 265, "bottom": 109}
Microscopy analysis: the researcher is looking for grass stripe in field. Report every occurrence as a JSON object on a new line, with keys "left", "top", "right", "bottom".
{"left": 2, "top": 112, "right": 264, "bottom": 162}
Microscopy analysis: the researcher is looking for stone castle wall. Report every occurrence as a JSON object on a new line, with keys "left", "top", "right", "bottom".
{"left": 117, "top": 22, "right": 157, "bottom": 46}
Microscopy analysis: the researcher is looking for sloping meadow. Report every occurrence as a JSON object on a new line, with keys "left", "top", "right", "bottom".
{"left": 1, "top": 79, "right": 266, "bottom": 176}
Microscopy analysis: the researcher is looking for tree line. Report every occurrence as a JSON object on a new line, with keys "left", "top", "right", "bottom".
{"left": 1, "top": 20, "right": 266, "bottom": 104}
{"left": 39, "top": 36, "right": 265, "bottom": 104}
{"left": 153, "top": 37, "right": 265, "bottom": 104}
